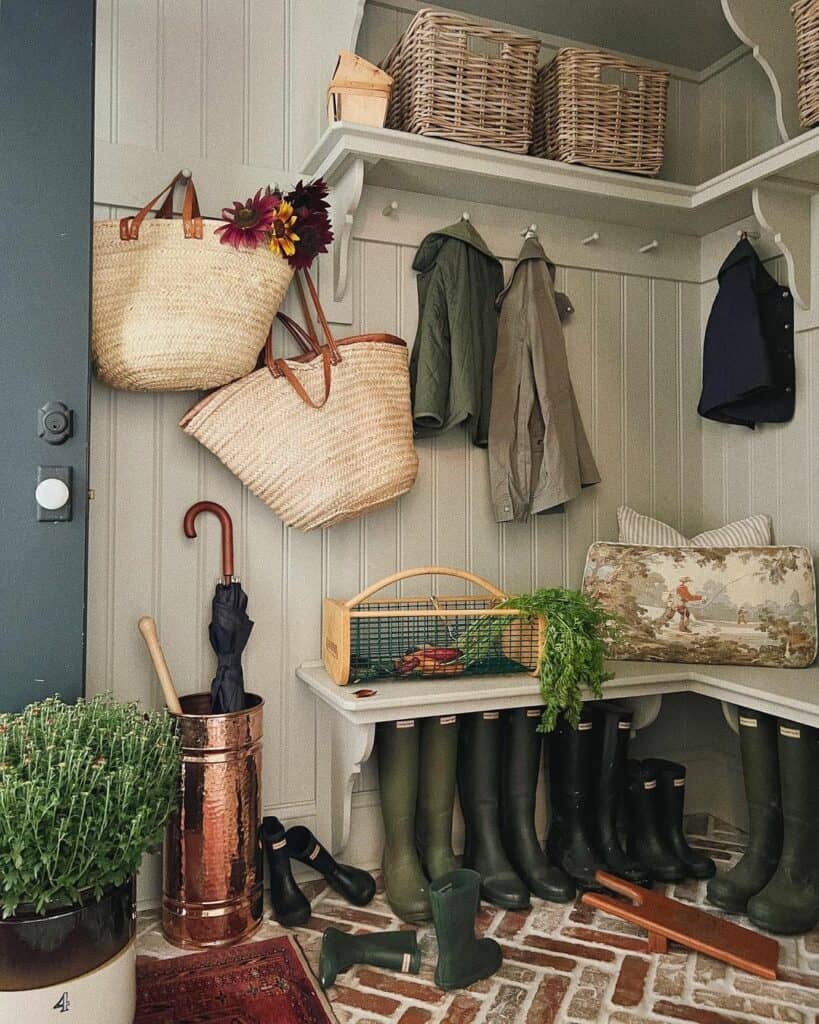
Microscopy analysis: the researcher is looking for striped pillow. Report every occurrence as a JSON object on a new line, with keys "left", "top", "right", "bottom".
{"left": 617, "top": 506, "right": 771, "bottom": 547}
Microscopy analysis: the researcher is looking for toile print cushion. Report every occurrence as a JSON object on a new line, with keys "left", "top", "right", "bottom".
{"left": 582, "top": 543, "right": 817, "bottom": 668}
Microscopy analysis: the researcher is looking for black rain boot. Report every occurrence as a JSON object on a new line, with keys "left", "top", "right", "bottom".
{"left": 319, "top": 927, "right": 421, "bottom": 989}
{"left": 643, "top": 759, "right": 715, "bottom": 880}
{"left": 500, "top": 707, "right": 575, "bottom": 902}
{"left": 376, "top": 719, "right": 431, "bottom": 923}
{"left": 286, "top": 826, "right": 376, "bottom": 907}
{"left": 748, "top": 720, "right": 819, "bottom": 935}
{"left": 592, "top": 704, "right": 653, "bottom": 888}
{"left": 430, "top": 869, "right": 503, "bottom": 991}
{"left": 261, "top": 816, "right": 311, "bottom": 927}
{"left": 707, "top": 709, "right": 783, "bottom": 914}
{"left": 625, "top": 761, "right": 687, "bottom": 882}
{"left": 416, "top": 715, "right": 460, "bottom": 882}
{"left": 458, "top": 711, "right": 530, "bottom": 909}
{"left": 545, "top": 709, "right": 607, "bottom": 891}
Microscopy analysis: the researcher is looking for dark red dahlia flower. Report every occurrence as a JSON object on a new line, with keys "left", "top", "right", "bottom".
{"left": 215, "top": 188, "right": 278, "bottom": 249}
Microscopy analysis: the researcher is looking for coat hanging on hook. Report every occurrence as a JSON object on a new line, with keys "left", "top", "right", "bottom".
{"left": 698, "top": 237, "right": 795, "bottom": 429}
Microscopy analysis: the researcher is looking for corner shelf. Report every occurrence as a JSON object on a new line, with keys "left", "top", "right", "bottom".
{"left": 302, "top": 122, "right": 819, "bottom": 317}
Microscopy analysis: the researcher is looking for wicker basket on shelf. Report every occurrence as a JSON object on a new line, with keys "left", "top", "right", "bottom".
{"left": 532, "top": 48, "right": 669, "bottom": 176}
{"left": 382, "top": 9, "right": 540, "bottom": 154}
{"left": 323, "top": 567, "right": 543, "bottom": 685}
{"left": 792, "top": 0, "right": 819, "bottom": 128}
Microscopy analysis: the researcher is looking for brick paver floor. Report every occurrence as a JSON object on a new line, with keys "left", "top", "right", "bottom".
{"left": 137, "top": 816, "right": 819, "bottom": 1023}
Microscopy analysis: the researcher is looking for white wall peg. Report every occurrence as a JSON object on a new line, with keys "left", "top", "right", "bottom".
{"left": 638, "top": 239, "right": 659, "bottom": 254}
{"left": 460, "top": 211, "right": 471, "bottom": 222}
{"left": 382, "top": 200, "right": 398, "bottom": 216}
{"left": 737, "top": 229, "right": 761, "bottom": 240}
{"left": 522, "top": 223, "right": 538, "bottom": 239}
{"left": 581, "top": 232, "right": 600, "bottom": 245}
{"left": 180, "top": 168, "right": 192, "bottom": 179}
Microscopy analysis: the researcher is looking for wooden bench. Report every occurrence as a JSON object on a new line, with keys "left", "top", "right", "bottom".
{"left": 297, "top": 659, "right": 819, "bottom": 854}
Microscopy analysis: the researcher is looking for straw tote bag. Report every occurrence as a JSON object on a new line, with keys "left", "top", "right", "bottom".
{"left": 180, "top": 271, "right": 419, "bottom": 531}
{"left": 93, "top": 171, "right": 294, "bottom": 391}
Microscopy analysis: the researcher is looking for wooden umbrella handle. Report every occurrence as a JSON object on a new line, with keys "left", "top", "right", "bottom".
{"left": 138, "top": 617, "right": 183, "bottom": 715}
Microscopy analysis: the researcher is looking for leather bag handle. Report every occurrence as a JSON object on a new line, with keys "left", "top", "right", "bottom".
{"left": 271, "top": 348, "right": 333, "bottom": 409}
{"left": 120, "top": 171, "right": 203, "bottom": 241}
{"left": 293, "top": 271, "right": 342, "bottom": 365}
{"left": 345, "top": 566, "right": 509, "bottom": 608}
{"left": 275, "top": 311, "right": 322, "bottom": 356}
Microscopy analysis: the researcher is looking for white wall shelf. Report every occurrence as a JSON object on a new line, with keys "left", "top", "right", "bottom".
{"left": 302, "top": 122, "right": 819, "bottom": 318}
{"left": 298, "top": 659, "right": 819, "bottom": 854}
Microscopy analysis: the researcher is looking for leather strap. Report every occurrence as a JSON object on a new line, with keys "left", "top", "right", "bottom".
{"left": 271, "top": 348, "right": 333, "bottom": 409}
{"left": 302, "top": 269, "right": 342, "bottom": 364}
{"left": 276, "top": 312, "right": 321, "bottom": 356}
{"left": 120, "top": 171, "right": 203, "bottom": 241}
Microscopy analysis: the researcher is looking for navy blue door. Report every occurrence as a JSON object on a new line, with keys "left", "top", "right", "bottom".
{"left": 0, "top": 1, "right": 95, "bottom": 710}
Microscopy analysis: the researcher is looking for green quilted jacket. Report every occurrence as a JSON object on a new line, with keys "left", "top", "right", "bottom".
{"left": 409, "top": 220, "right": 504, "bottom": 447}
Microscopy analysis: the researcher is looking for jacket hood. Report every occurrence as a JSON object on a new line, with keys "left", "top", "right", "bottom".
{"left": 412, "top": 219, "right": 500, "bottom": 273}
{"left": 496, "top": 236, "right": 574, "bottom": 320}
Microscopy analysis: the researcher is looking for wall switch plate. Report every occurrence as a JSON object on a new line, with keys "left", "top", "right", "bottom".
{"left": 36, "top": 465, "right": 72, "bottom": 522}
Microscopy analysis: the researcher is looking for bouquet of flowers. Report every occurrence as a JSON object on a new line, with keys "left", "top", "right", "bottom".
{"left": 216, "top": 178, "right": 333, "bottom": 269}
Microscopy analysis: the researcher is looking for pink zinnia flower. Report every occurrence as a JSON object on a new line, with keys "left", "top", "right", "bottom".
{"left": 215, "top": 188, "right": 278, "bottom": 249}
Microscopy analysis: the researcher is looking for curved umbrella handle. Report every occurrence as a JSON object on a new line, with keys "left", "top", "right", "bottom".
{"left": 184, "top": 501, "right": 235, "bottom": 582}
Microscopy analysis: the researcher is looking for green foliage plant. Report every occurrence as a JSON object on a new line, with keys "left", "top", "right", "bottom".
{"left": 0, "top": 694, "right": 180, "bottom": 918}
{"left": 502, "top": 588, "right": 620, "bottom": 732}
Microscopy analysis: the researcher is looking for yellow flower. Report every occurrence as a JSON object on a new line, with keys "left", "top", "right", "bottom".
{"left": 268, "top": 200, "right": 299, "bottom": 258}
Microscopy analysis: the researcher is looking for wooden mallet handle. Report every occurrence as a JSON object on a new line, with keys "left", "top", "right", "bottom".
{"left": 138, "top": 616, "right": 183, "bottom": 716}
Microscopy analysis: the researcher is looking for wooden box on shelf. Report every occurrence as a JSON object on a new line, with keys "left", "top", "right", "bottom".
{"left": 327, "top": 50, "right": 393, "bottom": 128}
{"left": 533, "top": 47, "right": 669, "bottom": 176}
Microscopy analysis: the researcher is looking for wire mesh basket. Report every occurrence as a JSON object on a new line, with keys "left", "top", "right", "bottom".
{"left": 323, "top": 566, "right": 543, "bottom": 685}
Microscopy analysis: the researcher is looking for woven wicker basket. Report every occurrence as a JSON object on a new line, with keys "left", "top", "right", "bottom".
{"left": 793, "top": 0, "right": 819, "bottom": 128}
{"left": 533, "top": 48, "right": 669, "bottom": 176}
{"left": 382, "top": 8, "right": 540, "bottom": 154}
{"left": 93, "top": 172, "right": 293, "bottom": 392}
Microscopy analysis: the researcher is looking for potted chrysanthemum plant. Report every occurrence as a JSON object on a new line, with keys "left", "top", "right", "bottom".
{"left": 0, "top": 694, "right": 180, "bottom": 1024}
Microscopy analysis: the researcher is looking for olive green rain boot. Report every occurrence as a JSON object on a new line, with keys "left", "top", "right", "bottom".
{"left": 376, "top": 719, "right": 431, "bottom": 923}
{"left": 748, "top": 720, "right": 819, "bottom": 935}
{"left": 500, "top": 707, "right": 575, "bottom": 902}
{"left": 707, "top": 709, "right": 783, "bottom": 914}
{"left": 416, "top": 714, "right": 460, "bottom": 881}
{"left": 319, "top": 927, "right": 421, "bottom": 989}
{"left": 458, "top": 711, "right": 530, "bottom": 909}
{"left": 430, "top": 869, "right": 503, "bottom": 991}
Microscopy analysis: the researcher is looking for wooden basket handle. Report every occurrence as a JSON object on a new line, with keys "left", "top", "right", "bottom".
{"left": 345, "top": 566, "right": 508, "bottom": 609}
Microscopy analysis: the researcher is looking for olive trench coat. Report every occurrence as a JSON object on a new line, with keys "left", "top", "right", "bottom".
{"left": 409, "top": 220, "right": 504, "bottom": 447}
{"left": 488, "top": 238, "right": 600, "bottom": 522}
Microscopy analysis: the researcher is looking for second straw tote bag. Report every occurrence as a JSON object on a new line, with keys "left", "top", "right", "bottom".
{"left": 93, "top": 171, "right": 293, "bottom": 391}
{"left": 180, "top": 271, "right": 419, "bottom": 531}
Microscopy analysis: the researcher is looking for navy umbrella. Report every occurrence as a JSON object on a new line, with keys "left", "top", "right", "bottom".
{"left": 184, "top": 501, "right": 253, "bottom": 713}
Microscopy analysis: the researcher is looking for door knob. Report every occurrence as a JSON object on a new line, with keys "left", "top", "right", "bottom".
{"left": 35, "top": 478, "right": 70, "bottom": 510}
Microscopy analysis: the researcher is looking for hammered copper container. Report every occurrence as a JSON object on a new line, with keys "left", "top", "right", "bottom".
{"left": 162, "top": 692, "right": 263, "bottom": 948}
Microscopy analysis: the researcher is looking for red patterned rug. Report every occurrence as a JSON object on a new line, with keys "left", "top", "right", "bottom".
{"left": 135, "top": 935, "right": 337, "bottom": 1024}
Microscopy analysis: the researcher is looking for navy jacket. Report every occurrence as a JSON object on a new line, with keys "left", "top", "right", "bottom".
{"left": 698, "top": 239, "right": 794, "bottom": 428}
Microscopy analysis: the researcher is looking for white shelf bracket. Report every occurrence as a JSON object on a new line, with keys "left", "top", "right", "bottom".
{"left": 314, "top": 700, "right": 376, "bottom": 855}
{"left": 752, "top": 182, "right": 812, "bottom": 310}
{"left": 721, "top": 0, "right": 802, "bottom": 142}
{"left": 318, "top": 157, "right": 365, "bottom": 325}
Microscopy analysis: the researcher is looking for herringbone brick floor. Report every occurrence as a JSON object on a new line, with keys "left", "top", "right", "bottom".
{"left": 137, "top": 817, "right": 819, "bottom": 1023}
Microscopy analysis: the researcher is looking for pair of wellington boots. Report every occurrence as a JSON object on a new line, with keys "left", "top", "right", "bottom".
{"left": 546, "top": 704, "right": 714, "bottom": 891}
{"left": 376, "top": 715, "right": 461, "bottom": 923}
{"left": 458, "top": 709, "right": 574, "bottom": 909}
{"left": 261, "top": 817, "right": 376, "bottom": 927}
{"left": 706, "top": 710, "right": 819, "bottom": 935}
{"left": 625, "top": 758, "right": 716, "bottom": 883}
{"left": 319, "top": 869, "right": 501, "bottom": 992}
